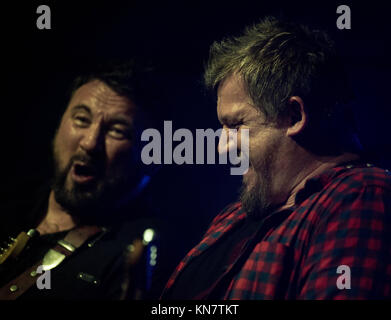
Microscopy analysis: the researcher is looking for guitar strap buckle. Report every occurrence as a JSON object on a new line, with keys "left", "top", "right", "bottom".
{"left": 42, "top": 249, "right": 66, "bottom": 271}
{"left": 0, "top": 225, "right": 102, "bottom": 299}
{"left": 41, "top": 239, "right": 77, "bottom": 270}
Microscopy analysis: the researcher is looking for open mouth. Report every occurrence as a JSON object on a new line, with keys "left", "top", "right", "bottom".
{"left": 71, "top": 162, "right": 98, "bottom": 184}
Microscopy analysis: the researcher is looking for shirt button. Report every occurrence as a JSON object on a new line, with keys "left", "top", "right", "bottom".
{"left": 9, "top": 285, "right": 18, "bottom": 292}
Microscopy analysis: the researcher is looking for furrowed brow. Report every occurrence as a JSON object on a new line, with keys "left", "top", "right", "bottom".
{"left": 219, "top": 110, "right": 244, "bottom": 126}
{"left": 71, "top": 104, "right": 92, "bottom": 115}
{"left": 108, "top": 116, "right": 133, "bottom": 128}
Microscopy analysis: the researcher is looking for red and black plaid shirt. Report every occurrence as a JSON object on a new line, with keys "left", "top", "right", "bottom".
{"left": 162, "top": 163, "right": 391, "bottom": 299}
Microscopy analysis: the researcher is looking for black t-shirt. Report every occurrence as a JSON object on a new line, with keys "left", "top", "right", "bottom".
{"left": 163, "top": 215, "right": 262, "bottom": 299}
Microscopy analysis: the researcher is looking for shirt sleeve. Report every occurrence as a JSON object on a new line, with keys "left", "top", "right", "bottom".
{"left": 298, "top": 185, "right": 391, "bottom": 299}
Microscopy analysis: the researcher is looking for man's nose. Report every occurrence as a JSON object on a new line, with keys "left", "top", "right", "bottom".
{"left": 79, "top": 124, "right": 105, "bottom": 154}
{"left": 218, "top": 127, "right": 241, "bottom": 155}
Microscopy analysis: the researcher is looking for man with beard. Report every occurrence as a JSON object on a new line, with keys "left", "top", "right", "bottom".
{"left": 161, "top": 17, "right": 391, "bottom": 299}
{"left": 0, "top": 62, "right": 165, "bottom": 299}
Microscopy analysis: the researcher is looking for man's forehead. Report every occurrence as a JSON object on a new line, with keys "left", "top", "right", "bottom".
{"left": 217, "top": 74, "right": 257, "bottom": 121}
{"left": 217, "top": 74, "right": 250, "bottom": 103}
{"left": 67, "top": 79, "right": 137, "bottom": 115}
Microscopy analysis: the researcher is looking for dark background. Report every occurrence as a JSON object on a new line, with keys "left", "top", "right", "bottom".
{"left": 2, "top": 0, "right": 390, "bottom": 260}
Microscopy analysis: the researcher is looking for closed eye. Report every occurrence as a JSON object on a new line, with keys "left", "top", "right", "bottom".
{"left": 227, "top": 121, "right": 243, "bottom": 130}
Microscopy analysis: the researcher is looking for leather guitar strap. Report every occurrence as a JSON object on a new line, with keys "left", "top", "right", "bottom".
{"left": 0, "top": 225, "right": 102, "bottom": 300}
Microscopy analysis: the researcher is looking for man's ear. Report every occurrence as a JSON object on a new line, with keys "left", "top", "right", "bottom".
{"left": 286, "top": 96, "right": 307, "bottom": 137}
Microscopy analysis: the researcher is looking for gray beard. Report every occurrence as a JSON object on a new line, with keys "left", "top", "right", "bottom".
{"left": 239, "top": 141, "right": 279, "bottom": 219}
{"left": 239, "top": 167, "right": 273, "bottom": 219}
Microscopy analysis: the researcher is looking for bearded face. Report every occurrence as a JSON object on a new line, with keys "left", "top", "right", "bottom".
{"left": 217, "top": 74, "right": 286, "bottom": 219}
{"left": 51, "top": 80, "right": 140, "bottom": 224}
